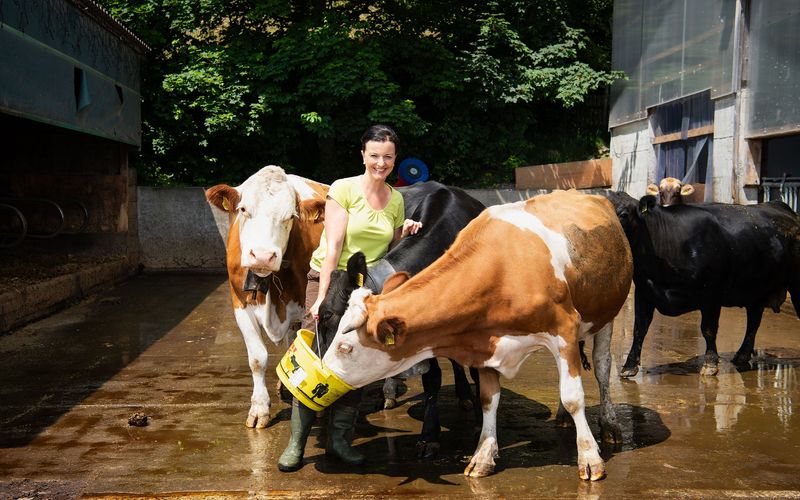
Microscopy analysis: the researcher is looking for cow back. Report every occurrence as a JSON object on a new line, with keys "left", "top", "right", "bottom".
{"left": 629, "top": 197, "right": 799, "bottom": 313}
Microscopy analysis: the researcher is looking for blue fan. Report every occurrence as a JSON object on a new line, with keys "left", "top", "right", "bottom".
{"left": 398, "top": 158, "right": 429, "bottom": 185}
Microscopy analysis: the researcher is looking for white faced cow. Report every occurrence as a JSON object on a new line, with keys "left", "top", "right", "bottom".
{"left": 322, "top": 190, "right": 633, "bottom": 480}
{"left": 206, "top": 166, "right": 327, "bottom": 428}
{"left": 647, "top": 177, "right": 695, "bottom": 206}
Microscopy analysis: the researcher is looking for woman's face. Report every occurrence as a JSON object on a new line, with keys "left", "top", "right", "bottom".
{"left": 361, "top": 140, "right": 396, "bottom": 182}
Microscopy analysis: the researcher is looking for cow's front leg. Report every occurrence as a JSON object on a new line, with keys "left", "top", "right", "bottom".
{"left": 234, "top": 307, "right": 271, "bottom": 428}
{"left": 450, "top": 359, "right": 474, "bottom": 410}
{"left": 700, "top": 305, "right": 721, "bottom": 376}
{"left": 558, "top": 340, "right": 604, "bottom": 481}
{"left": 417, "top": 358, "right": 442, "bottom": 459}
{"left": 464, "top": 368, "right": 500, "bottom": 478}
{"left": 621, "top": 289, "right": 655, "bottom": 378}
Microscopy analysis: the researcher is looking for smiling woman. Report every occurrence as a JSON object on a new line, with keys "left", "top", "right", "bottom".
{"left": 277, "top": 124, "right": 422, "bottom": 473}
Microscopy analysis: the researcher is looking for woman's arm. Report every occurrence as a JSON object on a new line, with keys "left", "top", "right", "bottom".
{"left": 310, "top": 198, "right": 348, "bottom": 318}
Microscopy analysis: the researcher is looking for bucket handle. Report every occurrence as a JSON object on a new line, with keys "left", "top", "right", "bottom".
{"left": 314, "top": 319, "right": 322, "bottom": 356}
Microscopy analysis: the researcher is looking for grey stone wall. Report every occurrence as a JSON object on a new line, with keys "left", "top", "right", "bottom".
{"left": 137, "top": 186, "right": 607, "bottom": 271}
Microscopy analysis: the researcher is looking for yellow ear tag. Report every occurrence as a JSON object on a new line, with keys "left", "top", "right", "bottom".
{"left": 222, "top": 197, "right": 231, "bottom": 211}
{"left": 357, "top": 273, "right": 364, "bottom": 287}
{"left": 385, "top": 332, "right": 395, "bottom": 346}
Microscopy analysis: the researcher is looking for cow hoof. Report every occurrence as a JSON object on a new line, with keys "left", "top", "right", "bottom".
{"left": 383, "top": 398, "right": 398, "bottom": 410}
{"left": 579, "top": 461, "right": 606, "bottom": 481}
{"left": 619, "top": 365, "right": 639, "bottom": 378}
{"left": 246, "top": 403, "right": 270, "bottom": 428}
{"left": 459, "top": 398, "right": 474, "bottom": 411}
{"left": 600, "top": 421, "right": 623, "bottom": 444}
{"left": 464, "top": 460, "right": 494, "bottom": 478}
{"left": 700, "top": 364, "right": 719, "bottom": 376}
{"left": 246, "top": 413, "right": 269, "bottom": 429}
{"left": 415, "top": 440, "right": 440, "bottom": 459}
{"left": 731, "top": 353, "right": 752, "bottom": 366}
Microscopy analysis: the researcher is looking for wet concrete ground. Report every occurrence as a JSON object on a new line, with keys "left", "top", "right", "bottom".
{"left": 1, "top": 273, "right": 799, "bottom": 499}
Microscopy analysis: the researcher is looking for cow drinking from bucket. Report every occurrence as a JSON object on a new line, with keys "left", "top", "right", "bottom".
{"left": 318, "top": 181, "right": 485, "bottom": 458}
{"left": 322, "top": 190, "right": 633, "bottom": 479}
{"left": 206, "top": 166, "right": 328, "bottom": 428}
{"left": 605, "top": 191, "right": 800, "bottom": 378}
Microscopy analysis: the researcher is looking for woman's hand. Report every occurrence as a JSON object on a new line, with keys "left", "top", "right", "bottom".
{"left": 309, "top": 295, "right": 324, "bottom": 320}
{"left": 401, "top": 219, "right": 423, "bottom": 238}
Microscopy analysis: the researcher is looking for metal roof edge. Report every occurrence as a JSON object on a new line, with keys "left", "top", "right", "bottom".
{"left": 65, "top": 0, "right": 150, "bottom": 54}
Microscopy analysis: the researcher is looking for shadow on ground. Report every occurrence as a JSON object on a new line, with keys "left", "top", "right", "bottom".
{"left": 309, "top": 385, "right": 669, "bottom": 485}
{"left": 0, "top": 274, "right": 225, "bottom": 448}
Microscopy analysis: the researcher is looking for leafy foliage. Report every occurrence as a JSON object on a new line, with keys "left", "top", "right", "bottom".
{"left": 100, "top": 0, "right": 617, "bottom": 186}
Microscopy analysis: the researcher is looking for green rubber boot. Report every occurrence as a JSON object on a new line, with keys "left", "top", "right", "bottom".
{"left": 325, "top": 403, "right": 365, "bottom": 465}
{"left": 278, "top": 401, "right": 316, "bottom": 472}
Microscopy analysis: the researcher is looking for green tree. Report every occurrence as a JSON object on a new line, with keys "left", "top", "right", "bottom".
{"left": 100, "top": 0, "right": 618, "bottom": 187}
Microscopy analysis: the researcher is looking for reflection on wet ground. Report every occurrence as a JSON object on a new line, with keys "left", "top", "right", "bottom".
{"left": 1, "top": 274, "right": 799, "bottom": 498}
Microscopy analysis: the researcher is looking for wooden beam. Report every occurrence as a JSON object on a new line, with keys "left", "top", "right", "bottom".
{"left": 515, "top": 158, "right": 611, "bottom": 190}
{"left": 651, "top": 125, "right": 714, "bottom": 144}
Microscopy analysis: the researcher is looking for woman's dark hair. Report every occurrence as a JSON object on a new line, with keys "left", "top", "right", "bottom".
{"left": 361, "top": 124, "right": 399, "bottom": 151}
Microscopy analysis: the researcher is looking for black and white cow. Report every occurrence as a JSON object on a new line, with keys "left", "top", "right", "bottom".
{"left": 606, "top": 191, "right": 800, "bottom": 377}
{"left": 317, "top": 181, "right": 485, "bottom": 458}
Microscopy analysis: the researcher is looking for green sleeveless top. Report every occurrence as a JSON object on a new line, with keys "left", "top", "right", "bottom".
{"left": 310, "top": 176, "right": 404, "bottom": 271}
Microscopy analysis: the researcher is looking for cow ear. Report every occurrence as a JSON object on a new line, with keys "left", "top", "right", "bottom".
{"left": 639, "top": 195, "right": 657, "bottom": 214}
{"left": 299, "top": 198, "right": 326, "bottom": 223}
{"left": 382, "top": 272, "right": 410, "bottom": 293}
{"left": 346, "top": 252, "right": 368, "bottom": 287}
{"left": 206, "top": 185, "right": 240, "bottom": 213}
{"left": 338, "top": 288, "right": 371, "bottom": 334}
{"left": 680, "top": 184, "right": 695, "bottom": 196}
{"left": 646, "top": 183, "right": 659, "bottom": 196}
{"left": 338, "top": 302, "right": 367, "bottom": 334}
{"left": 375, "top": 317, "right": 406, "bottom": 348}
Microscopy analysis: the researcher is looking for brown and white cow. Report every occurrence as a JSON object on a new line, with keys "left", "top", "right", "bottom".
{"left": 322, "top": 190, "right": 633, "bottom": 480}
{"left": 206, "top": 166, "right": 327, "bottom": 428}
{"left": 647, "top": 177, "right": 695, "bottom": 206}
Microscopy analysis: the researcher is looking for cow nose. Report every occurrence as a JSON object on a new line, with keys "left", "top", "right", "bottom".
{"left": 248, "top": 248, "right": 278, "bottom": 267}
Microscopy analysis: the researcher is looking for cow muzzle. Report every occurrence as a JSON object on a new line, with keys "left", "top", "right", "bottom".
{"left": 244, "top": 247, "right": 282, "bottom": 273}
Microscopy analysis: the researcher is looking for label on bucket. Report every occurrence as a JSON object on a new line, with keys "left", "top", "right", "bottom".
{"left": 288, "top": 366, "right": 307, "bottom": 387}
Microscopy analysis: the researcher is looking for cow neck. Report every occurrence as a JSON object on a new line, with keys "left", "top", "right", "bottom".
{"left": 366, "top": 248, "right": 489, "bottom": 339}
{"left": 285, "top": 215, "right": 319, "bottom": 301}
{"left": 364, "top": 259, "right": 395, "bottom": 293}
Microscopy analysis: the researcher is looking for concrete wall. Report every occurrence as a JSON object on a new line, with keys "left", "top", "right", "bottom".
{"left": 137, "top": 186, "right": 596, "bottom": 271}
{"left": 610, "top": 118, "right": 656, "bottom": 197}
{"left": 711, "top": 95, "right": 737, "bottom": 203}
{"left": 137, "top": 187, "right": 229, "bottom": 271}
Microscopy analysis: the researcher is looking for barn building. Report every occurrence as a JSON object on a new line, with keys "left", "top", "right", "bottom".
{"left": 0, "top": 0, "right": 148, "bottom": 331}
{"left": 609, "top": 0, "right": 800, "bottom": 210}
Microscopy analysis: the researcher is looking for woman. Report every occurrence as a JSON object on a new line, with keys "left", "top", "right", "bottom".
{"left": 278, "top": 124, "right": 422, "bottom": 472}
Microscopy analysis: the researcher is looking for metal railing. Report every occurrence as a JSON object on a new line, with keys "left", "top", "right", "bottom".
{"left": 0, "top": 197, "right": 89, "bottom": 248}
{"left": 762, "top": 177, "right": 800, "bottom": 213}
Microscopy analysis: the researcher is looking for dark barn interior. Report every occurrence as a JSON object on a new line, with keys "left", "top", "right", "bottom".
{"left": 0, "top": 0, "right": 147, "bottom": 331}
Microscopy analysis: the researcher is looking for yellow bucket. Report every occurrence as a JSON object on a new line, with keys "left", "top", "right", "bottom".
{"left": 276, "top": 329, "right": 355, "bottom": 411}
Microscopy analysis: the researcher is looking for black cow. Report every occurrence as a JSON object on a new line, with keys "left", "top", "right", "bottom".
{"left": 317, "top": 181, "right": 485, "bottom": 458}
{"left": 606, "top": 191, "right": 800, "bottom": 377}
